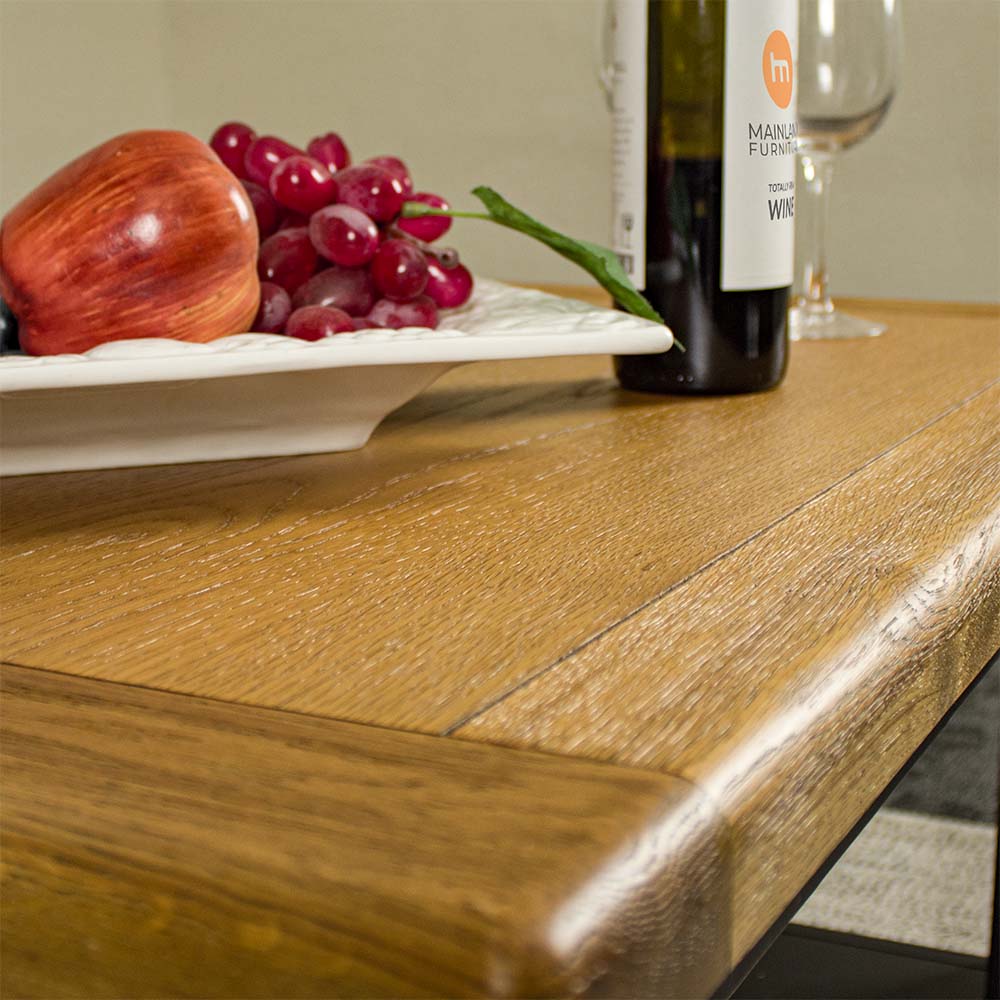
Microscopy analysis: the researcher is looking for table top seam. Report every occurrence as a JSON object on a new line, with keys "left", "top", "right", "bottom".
{"left": 443, "top": 377, "right": 1000, "bottom": 738}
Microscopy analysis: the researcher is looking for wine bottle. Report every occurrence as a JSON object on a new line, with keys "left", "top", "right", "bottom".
{"left": 610, "top": 0, "right": 798, "bottom": 394}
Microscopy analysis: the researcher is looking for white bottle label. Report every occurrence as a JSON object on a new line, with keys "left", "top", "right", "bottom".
{"left": 610, "top": 1, "right": 647, "bottom": 290}
{"left": 721, "top": 0, "right": 798, "bottom": 290}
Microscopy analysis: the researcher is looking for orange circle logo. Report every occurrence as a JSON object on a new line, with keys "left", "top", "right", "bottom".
{"left": 762, "top": 30, "right": 793, "bottom": 109}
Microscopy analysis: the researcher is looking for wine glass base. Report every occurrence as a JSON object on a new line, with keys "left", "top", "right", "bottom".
{"left": 789, "top": 307, "right": 887, "bottom": 341}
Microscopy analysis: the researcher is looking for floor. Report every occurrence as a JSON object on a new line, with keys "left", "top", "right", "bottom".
{"left": 793, "top": 807, "right": 995, "bottom": 957}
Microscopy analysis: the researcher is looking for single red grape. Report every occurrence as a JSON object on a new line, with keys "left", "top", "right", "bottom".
{"left": 244, "top": 135, "right": 302, "bottom": 187}
{"left": 252, "top": 282, "right": 292, "bottom": 333}
{"left": 210, "top": 122, "right": 256, "bottom": 178}
{"left": 309, "top": 205, "right": 379, "bottom": 267}
{"left": 307, "top": 132, "right": 351, "bottom": 173}
{"left": 397, "top": 192, "right": 452, "bottom": 242}
{"left": 366, "top": 295, "right": 438, "bottom": 330}
{"left": 291, "top": 265, "right": 377, "bottom": 316}
{"left": 333, "top": 165, "right": 405, "bottom": 222}
{"left": 286, "top": 305, "right": 355, "bottom": 340}
{"left": 240, "top": 180, "right": 280, "bottom": 238}
{"left": 269, "top": 155, "right": 336, "bottom": 215}
{"left": 257, "top": 227, "right": 318, "bottom": 294}
{"left": 371, "top": 239, "right": 429, "bottom": 302}
{"left": 364, "top": 156, "right": 413, "bottom": 195}
{"left": 425, "top": 258, "right": 473, "bottom": 308}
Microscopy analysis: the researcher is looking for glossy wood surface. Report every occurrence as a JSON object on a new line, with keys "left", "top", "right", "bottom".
{"left": 0, "top": 662, "right": 727, "bottom": 1000}
{"left": 1, "top": 290, "right": 998, "bottom": 996}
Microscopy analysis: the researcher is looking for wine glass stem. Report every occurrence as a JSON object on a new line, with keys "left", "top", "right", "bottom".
{"left": 798, "top": 152, "right": 836, "bottom": 315}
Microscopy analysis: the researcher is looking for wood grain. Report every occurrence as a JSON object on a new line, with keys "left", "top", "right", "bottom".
{"left": 0, "top": 663, "right": 729, "bottom": 1000}
{"left": 458, "top": 383, "right": 1000, "bottom": 962}
{"left": 1, "top": 300, "right": 998, "bottom": 739}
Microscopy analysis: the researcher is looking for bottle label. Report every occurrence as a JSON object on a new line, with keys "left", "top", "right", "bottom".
{"left": 610, "top": 1, "right": 647, "bottom": 290}
{"left": 721, "top": 0, "right": 798, "bottom": 290}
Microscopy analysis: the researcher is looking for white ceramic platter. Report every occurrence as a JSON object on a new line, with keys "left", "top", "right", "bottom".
{"left": 0, "top": 279, "right": 672, "bottom": 476}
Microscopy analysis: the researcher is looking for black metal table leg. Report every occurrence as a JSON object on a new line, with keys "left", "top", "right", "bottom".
{"left": 987, "top": 758, "right": 999, "bottom": 1000}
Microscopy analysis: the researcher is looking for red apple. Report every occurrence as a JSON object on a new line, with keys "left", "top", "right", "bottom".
{"left": 0, "top": 130, "right": 260, "bottom": 356}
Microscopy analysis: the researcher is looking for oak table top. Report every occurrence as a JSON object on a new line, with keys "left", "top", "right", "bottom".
{"left": 2, "top": 289, "right": 999, "bottom": 998}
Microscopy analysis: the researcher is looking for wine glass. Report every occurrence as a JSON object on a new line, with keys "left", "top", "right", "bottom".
{"left": 791, "top": 0, "right": 902, "bottom": 340}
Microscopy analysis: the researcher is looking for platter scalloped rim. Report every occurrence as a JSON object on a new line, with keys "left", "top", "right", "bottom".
{"left": 0, "top": 279, "right": 672, "bottom": 476}
{"left": 0, "top": 279, "right": 671, "bottom": 392}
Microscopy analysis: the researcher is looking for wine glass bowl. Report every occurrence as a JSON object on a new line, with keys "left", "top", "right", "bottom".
{"left": 797, "top": 0, "right": 900, "bottom": 155}
{"left": 791, "top": 0, "right": 902, "bottom": 340}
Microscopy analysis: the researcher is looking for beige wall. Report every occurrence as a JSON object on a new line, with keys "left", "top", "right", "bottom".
{"left": 2, "top": 0, "right": 998, "bottom": 301}
{"left": 1, "top": 1, "right": 172, "bottom": 190}
{"left": 817, "top": 0, "right": 1000, "bottom": 303}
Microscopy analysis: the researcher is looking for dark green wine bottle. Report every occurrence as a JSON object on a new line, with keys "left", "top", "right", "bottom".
{"left": 610, "top": 0, "right": 798, "bottom": 394}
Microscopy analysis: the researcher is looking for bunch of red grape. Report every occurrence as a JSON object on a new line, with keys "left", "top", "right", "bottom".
{"left": 210, "top": 122, "right": 473, "bottom": 341}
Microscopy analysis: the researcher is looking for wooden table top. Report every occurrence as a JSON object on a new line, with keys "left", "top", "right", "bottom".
{"left": 2, "top": 288, "right": 999, "bottom": 998}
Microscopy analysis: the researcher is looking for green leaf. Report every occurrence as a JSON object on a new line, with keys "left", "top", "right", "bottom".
{"left": 401, "top": 187, "right": 682, "bottom": 349}
{"left": 468, "top": 187, "right": 666, "bottom": 328}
